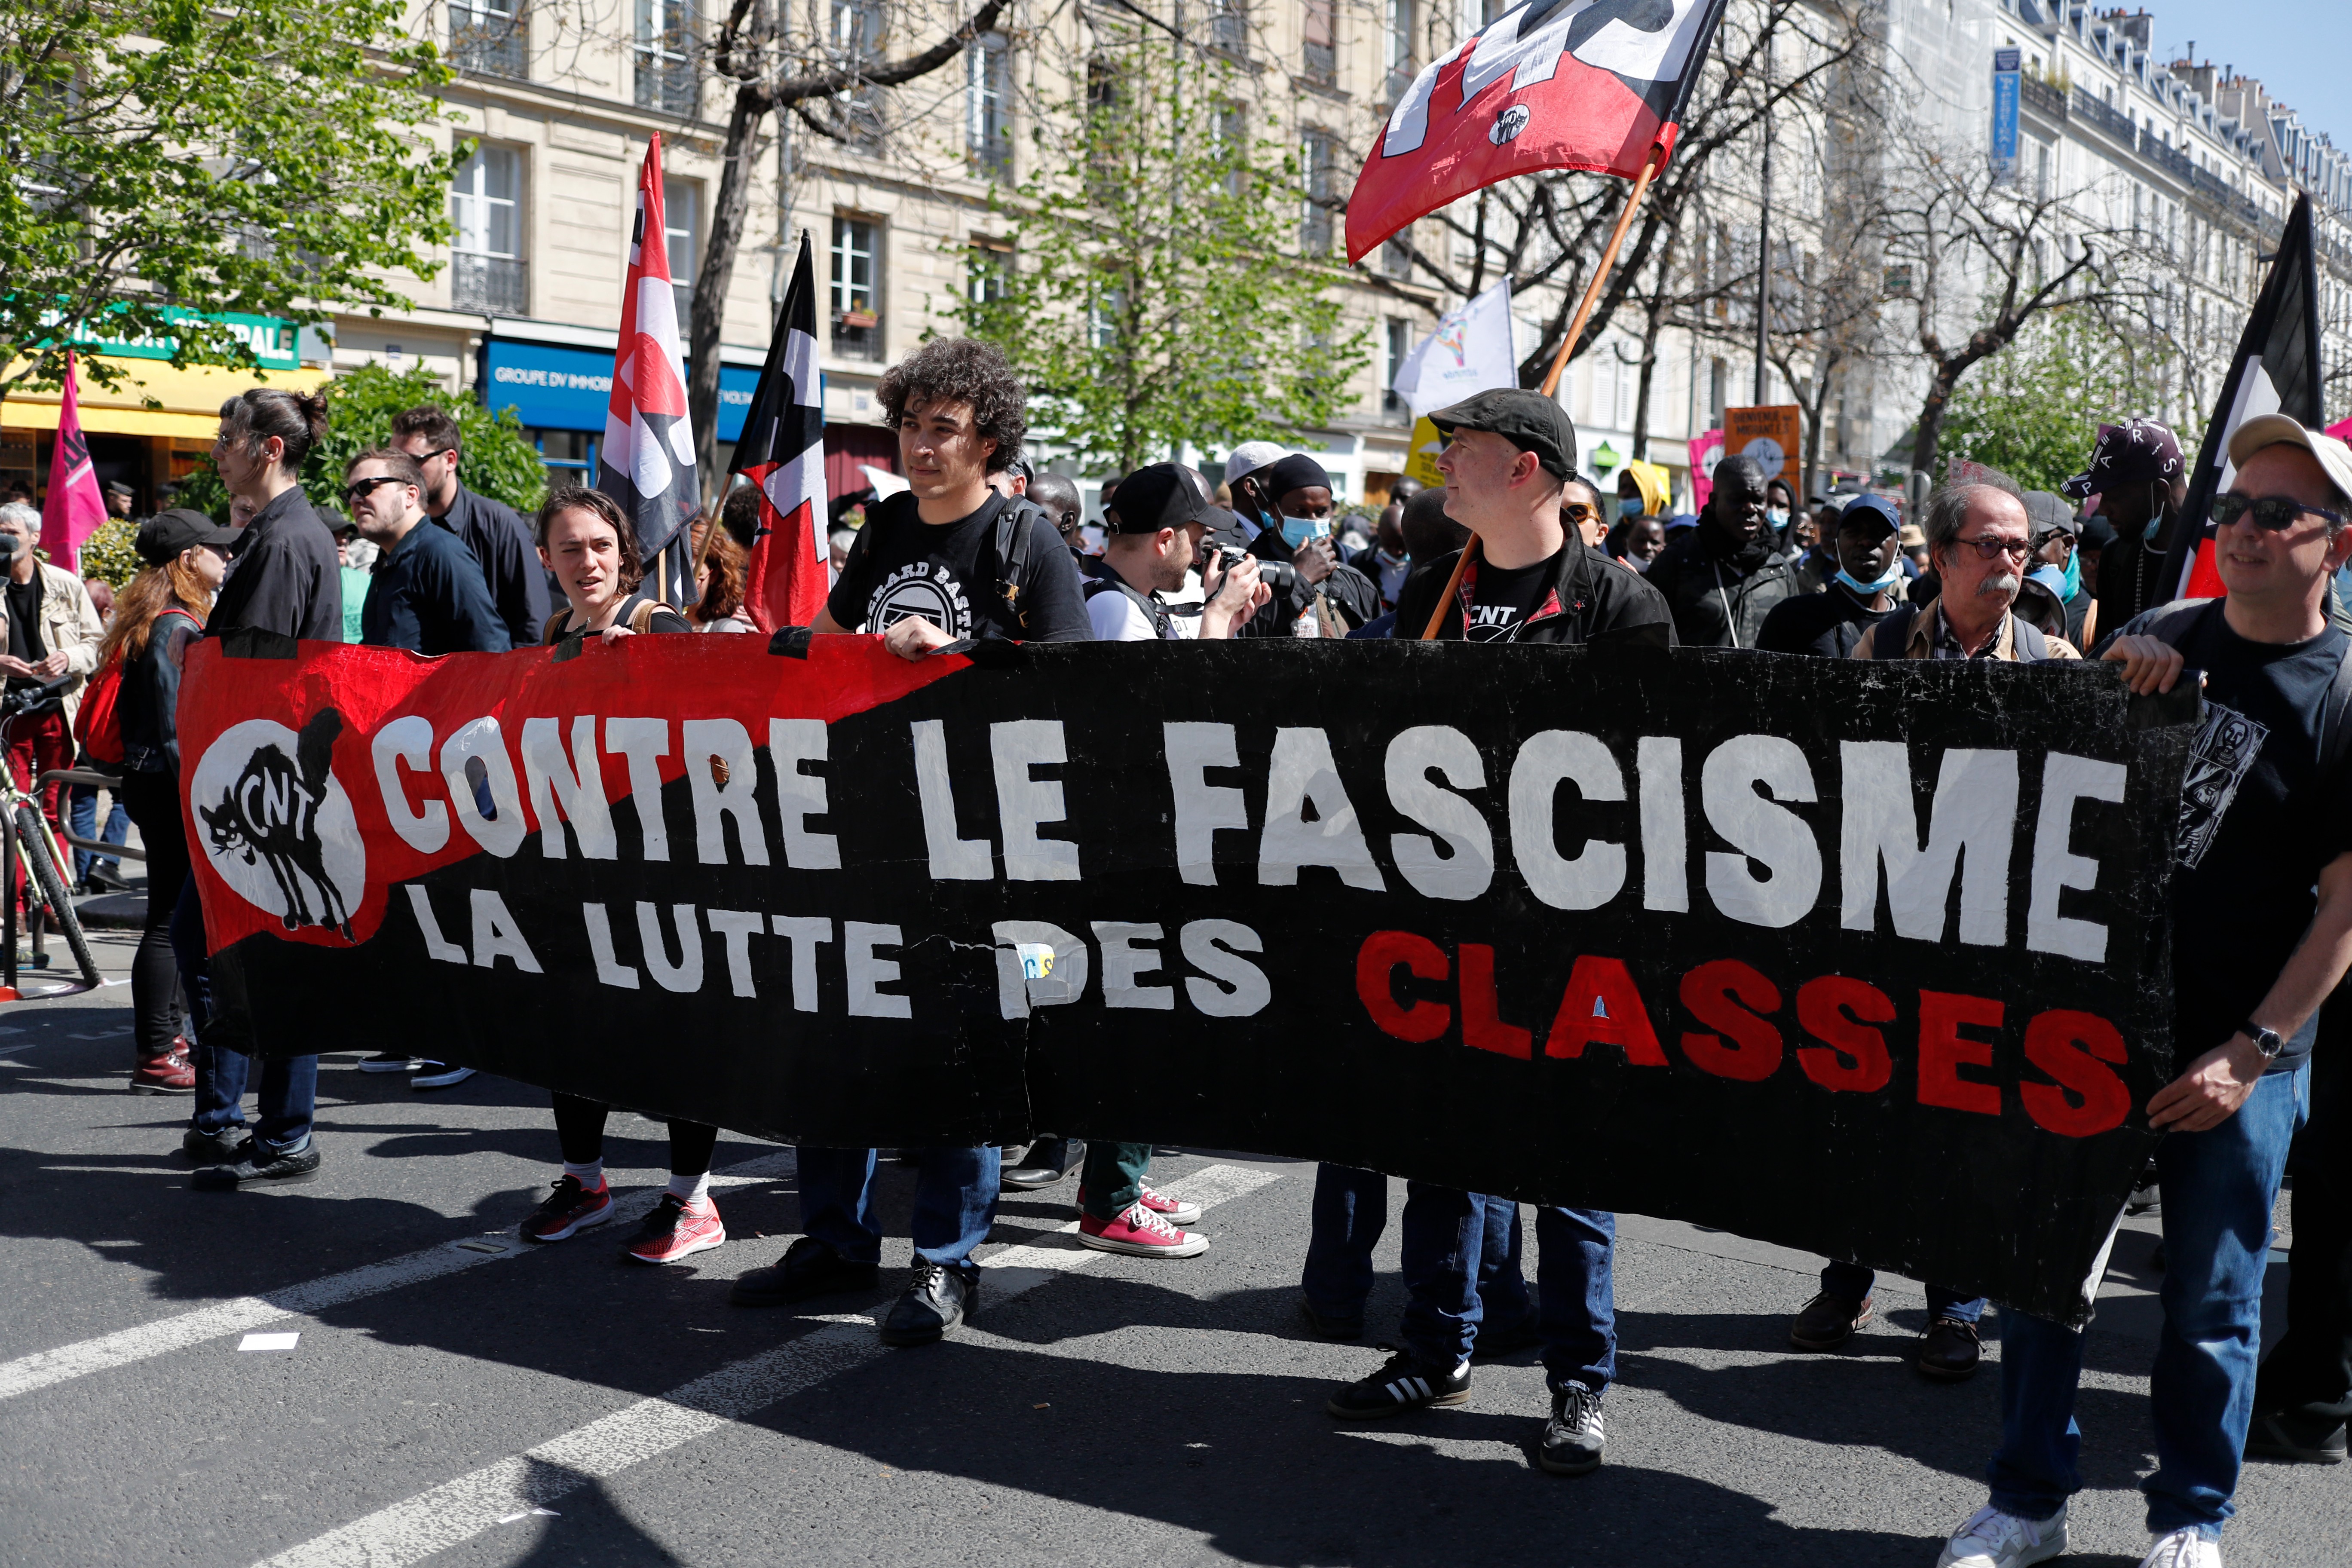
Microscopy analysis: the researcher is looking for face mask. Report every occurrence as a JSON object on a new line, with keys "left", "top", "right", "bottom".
{"left": 1835, "top": 561, "right": 1905, "bottom": 595}
{"left": 2059, "top": 549, "right": 2082, "bottom": 600}
{"left": 1279, "top": 514, "right": 1328, "bottom": 548}
{"left": 1619, "top": 497, "right": 1645, "bottom": 518}
{"left": 1768, "top": 508, "right": 1790, "bottom": 530}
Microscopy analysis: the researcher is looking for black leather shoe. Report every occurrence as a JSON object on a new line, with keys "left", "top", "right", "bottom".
{"left": 181, "top": 1127, "right": 251, "bottom": 1165}
{"left": 1788, "top": 1292, "right": 1871, "bottom": 1351}
{"left": 730, "top": 1237, "right": 880, "bottom": 1306}
{"left": 1298, "top": 1294, "right": 1364, "bottom": 1341}
{"left": 84, "top": 864, "right": 132, "bottom": 894}
{"left": 1001, "top": 1136, "right": 1083, "bottom": 1190}
{"left": 2245, "top": 1410, "right": 2349, "bottom": 1464}
{"left": 1916, "top": 1316, "right": 1982, "bottom": 1381}
{"left": 191, "top": 1141, "right": 322, "bottom": 1189}
{"left": 879, "top": 1263, "right": 977, "bottom": 1346}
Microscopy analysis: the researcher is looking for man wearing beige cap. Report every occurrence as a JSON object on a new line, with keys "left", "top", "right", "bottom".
{"left": 1936, "top": 412, "right": 2352, "bottom": 1568}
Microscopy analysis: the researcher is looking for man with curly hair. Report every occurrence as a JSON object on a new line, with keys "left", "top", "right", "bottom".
{"left": 731, "top": 337, "right": 1088, "bottom": 1349}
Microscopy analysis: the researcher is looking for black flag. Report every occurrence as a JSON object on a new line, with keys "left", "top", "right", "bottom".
{"left": 729, "top": 232, "right": 828, "bottom": 631}
{"left": 2162, "top": 192, "right": 2324, "bottom": 601}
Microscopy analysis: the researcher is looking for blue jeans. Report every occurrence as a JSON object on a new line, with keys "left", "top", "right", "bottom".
{"left": 175, "top": 872, "right": 317, "bottom": 1155}
{"left": 1302, "top": 1164, "right": 1529, "bottom": 1324}
{"left": 67, "top": 778, "right": 128, "bottom": 882}
{"left": 1820, "top": 1259, "right": 1986, "bottom": 1324}
{"left": 1398, "top": 1183, "right": 1617, "bottom": 1392}
{"left": 796, "top": 1145, "right": 1000, "bottom": 1270}
{"left": 1989, "top": 1066, "right": 2309, "bottom": 1540}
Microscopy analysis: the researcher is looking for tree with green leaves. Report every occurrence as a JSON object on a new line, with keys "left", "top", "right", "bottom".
{"left": 1938, "top": 310, "right": 2187, "bottom": 493}
{"left": 947, "top": 34, "right": 1366, "bottom": 474}
{"left": 0, "top": 0, "right": 454, "bottom": 406}
{"left": 175, "top": 364, "right": 547, "bottom": 523}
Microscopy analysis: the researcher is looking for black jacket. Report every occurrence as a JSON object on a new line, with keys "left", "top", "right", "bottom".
{"left": 361, "top": 517, "right": 513, "bottom": 655}
{"left": 1755, "top": 583, "right": 1892, "bottom": 658}
{"left": 211, "top": 487, "right": 343, "bottom": 642}
{"left": 435, "top": 484, "right": 550, "bottom": 651}
{"left": 1237, "top": 522, "right": 1380, "bottom": 636}
{"left": 120, "top": 610, "right": 203, "bottom": 776}
{"left": 1643, "top": 524, "right": 1803, "bottom": 649}
{"left": 1391, "top": 540, "right": 1675, "bottom": 646}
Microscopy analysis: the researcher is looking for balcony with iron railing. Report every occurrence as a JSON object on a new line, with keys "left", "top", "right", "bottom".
{"left": 452, "top": 253, "right": 528, "bottom": 315}
{"left": 2072, "top": 87, "right": 2135, "bottom": 148}
{"left": 2020, "top": 73, "right": 2068, "bottom": 123}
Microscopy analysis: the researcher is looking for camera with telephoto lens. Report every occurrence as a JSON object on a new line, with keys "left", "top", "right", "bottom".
{"left": 1214, "top": 545, "right": 1295, "bottom": 595}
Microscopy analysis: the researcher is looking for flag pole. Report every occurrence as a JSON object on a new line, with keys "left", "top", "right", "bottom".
{"left": 1418, "top": 141, "right": 1667, "bottom": 641}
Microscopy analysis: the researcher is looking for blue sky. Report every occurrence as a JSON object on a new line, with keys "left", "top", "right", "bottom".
{"left": 2132, "top": 1, "right": 2348, "bottom": 152}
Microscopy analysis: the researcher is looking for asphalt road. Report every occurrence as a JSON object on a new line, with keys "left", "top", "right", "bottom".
{"left": 3, "top": 920, "right": 2346, "bottom": 1568}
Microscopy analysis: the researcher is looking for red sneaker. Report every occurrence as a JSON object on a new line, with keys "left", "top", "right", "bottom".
{"left": 1078, "top": 1202, "right": 1209, "bottom": 1258}
{"left": 521, "top": 1175, "right": 612, "bottom": 1242}
{"left": 621, "top": 1193, "right": 725, "bottom": 1265}
{"left": 131, "top": 1044, "right": 194, "bottom": 1095}
{"left": 1076, "top": 1182, "right": 1201, "bottom": 1226}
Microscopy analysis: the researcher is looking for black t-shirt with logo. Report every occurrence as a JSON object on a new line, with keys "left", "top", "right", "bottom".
{"left": 2156, "top": 605, "right": 2352, "bottom": 1074}
{"left": 1463, "top": 557, "right": 1551, "bottom": 643}
{"left": 827, "top": 491, "right": 1092, "bottom": 645}
{"left": 5, "top": 574, "right": 46, "bottom": 694}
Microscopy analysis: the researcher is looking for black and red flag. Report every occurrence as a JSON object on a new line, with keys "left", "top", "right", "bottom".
{"left": 1345, "top": 0, "right": 1729, "bottom": 263}
{"left": 598, "top": 133, "right": 701, "bottom": 604}
{"left": 729, "top": 231, "right": 830, "bottom": 633}
{"left": 2162, "top": 192, "right": 2325, "bottom": 602}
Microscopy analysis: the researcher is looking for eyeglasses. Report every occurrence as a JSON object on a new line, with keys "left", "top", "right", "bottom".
{"left": 2211, "top": 493, "right": 2349, "bottom": 532}
{"left": 1562, "top": 503, "right": 1596, "bottom": 523}
{"left": 340, "top": 474, "right": 407, "bottom": 506}
{"left": 410, "top": 446, "right": 456, "bottom": 462}
{"left": 1951, "top": 534, "right": 2033, "bottom": 561}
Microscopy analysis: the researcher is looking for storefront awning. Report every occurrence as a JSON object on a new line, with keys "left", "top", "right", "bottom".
{"left": 1, "top": 357, "right": 331, "bottom": 439}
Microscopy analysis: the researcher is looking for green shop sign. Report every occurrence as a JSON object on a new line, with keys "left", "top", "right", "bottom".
{"left": 58, "top": 305, "right": 299, "bottom": 373}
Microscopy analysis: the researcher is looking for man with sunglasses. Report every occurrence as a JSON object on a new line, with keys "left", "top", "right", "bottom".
{"left": 390, "top": 405, "right": 548, "bottom": 650}
{"left": 1936, "top": 414, "right": 2352, "bottom": 1568}
{"left": 1854, "top": 470, "right": 2079, "bottom": 662}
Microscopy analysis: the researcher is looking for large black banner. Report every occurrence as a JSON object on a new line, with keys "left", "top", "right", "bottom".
{"left": 180, "top": 634, "right": 2197, "bottom": 1323}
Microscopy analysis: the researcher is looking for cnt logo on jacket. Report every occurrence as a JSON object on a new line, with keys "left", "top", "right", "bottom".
{"left": 189, "top": 710, "right": 364, "bottom": 943}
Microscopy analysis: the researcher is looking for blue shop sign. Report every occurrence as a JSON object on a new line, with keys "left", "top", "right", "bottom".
{"left": 484, "top": 338, "right": 760, "bottom": 441}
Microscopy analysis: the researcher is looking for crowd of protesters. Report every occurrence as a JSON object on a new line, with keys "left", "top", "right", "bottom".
{"left": 43, "top": 335, "right": 2348, "bottom": 1568}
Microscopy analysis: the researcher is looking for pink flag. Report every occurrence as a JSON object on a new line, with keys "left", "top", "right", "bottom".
{"left": 42, "top": 350, "right": 108, "bottom": 575}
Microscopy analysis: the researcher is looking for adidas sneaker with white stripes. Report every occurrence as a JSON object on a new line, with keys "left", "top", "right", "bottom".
{"left": 1327, "top": 1349, "right": 1473, "bottom": 1420}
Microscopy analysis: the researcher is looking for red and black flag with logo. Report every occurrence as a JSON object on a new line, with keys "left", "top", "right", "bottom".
{"left": 598, "top": 133, "right": 702, "bottom": 604}
{"left": 2162, "top": 193, "right": 2326, "bottom": 602}
{"left": 730, "top": 232, "right": 830, "bottom": 633}
{"left": 1345, "top": 0, "right": 1729, "bottom": 263}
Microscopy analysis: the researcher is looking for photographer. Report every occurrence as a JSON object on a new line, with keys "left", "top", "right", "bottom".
{"left": 0, "top": 503, "right": 102, "bottom": 841}
{"left": 1225, "top": 451, "right": 1378, "bottom": 637}
{"left": 1089, "top": 464, "right": 1269, "bottom": 645}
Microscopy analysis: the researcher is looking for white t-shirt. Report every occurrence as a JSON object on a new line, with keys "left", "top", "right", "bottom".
{"left": 1087, "top": 587, "right": 1161, "bottom": 643}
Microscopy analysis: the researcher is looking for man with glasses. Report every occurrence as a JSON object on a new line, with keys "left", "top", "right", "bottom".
{"left": 390, "top": 405, "right": 547, "bottom": 650}
{"left": 1933, "top": 413, "right": 2352, "bottom": 1568}
{"left": 1853, "top": 470, "right": 2079, "bottom": 663}
{"left": 341, "top": 449, "right": 508, "bottom": 1090}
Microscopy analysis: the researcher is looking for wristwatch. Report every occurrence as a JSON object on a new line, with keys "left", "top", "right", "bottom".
{"left": 2241, "top": 1020, "right": 2286, "bottom": 1060}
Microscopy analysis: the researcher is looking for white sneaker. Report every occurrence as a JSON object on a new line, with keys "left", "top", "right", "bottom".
{"left": 358, "top": 1053, "right": 420, "bottom": 1073}
{"left": 1936, "top": 1501, "right": 2069, "bottom": 1568}
{"left": 411, "top": 1062, "right": 475, "bottom": 1090}
{"left": 2138, "top": 1528, "right": 2221, "bottom": 1568}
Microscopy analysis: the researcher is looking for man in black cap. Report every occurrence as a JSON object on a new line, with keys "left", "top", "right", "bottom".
{"left": 1234, "top": 452, "right": 1379, "bottom": 636}
{"left": 1329, "top": 389, "right": 1661, "bottom": 1485}
{"left": 1390, "top": 388, "right": 1671, "bottom": 647}
{"left": 2064, "top": 416, "right": 2186, "bottom": 632}
{"left": 1755, "top": 494, "right": 1906, "bottom": 657}
{"left": 2022, "top": 490, "right": 2092, "bottom": 647}
{"left": 1642, "top": 454, "right": 1801, "bottom": 647}
{"left": 1086, "top": 463, "right": 1268, "bottom": 644}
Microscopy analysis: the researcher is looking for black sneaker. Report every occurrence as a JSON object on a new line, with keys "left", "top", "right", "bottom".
{"left": 880, "top": 1262, "right": 977, "bottom": 1346}
{"left": 732, "top": 1237, "right": 882, "bottom": 1306}
{"left": 2245, "top": 1410, "right": 2349, "bottom": 1464}
{"left": 1326, "top": 1349, "right": 1470, "bottom": 1420}
{"left": 1788, "top": 1292, "right": 1871, "bottom": 1351}
{"left": 1540, "top": 1382, "right": 1606, "bottom": 1475}
{"left": 181, "top": 1127, "right": 251, "bottom": 1164}
{"left": 1298, "top": 1294, "right": 1364, "bottom": 1341}
{"left": 2126, "top": 1181, "right": 2162, "bottom": 1216}
{"left": 192, "top": 1141, "right": 322, "bottom": 1189}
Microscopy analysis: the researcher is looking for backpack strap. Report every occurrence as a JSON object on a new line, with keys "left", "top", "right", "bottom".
{"left": 542, "top": 609, "right": 570, "bottom": 645}
{"left": 1869, "top": 603, "right": 1918, "bottom": 659}
{"left": 1083, "top": 573, "right": 1174, "bottom": 640}
{"left": 2012, "top": 616, "right": 2050, "bottom": 662}
{"left": 2323, "top": 637, "right": 2352, "bottom": 780}
{"left": 627, "top": 595, "right": 661, "bottom": 634}
{"left": 992, "top": 497, "right": 1041, "bottom": 632}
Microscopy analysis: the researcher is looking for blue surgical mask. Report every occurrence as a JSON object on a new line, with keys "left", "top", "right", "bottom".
{"left": 1619, "top": 496, "right": 1645, "bottom": 518}
{"left": 2060, "top": 548, "right": 2082, "bottom": 601}
{"left": 1279, "top": 514, "right": 1328, "bottom": 548}
{"left": 1835, "top": 562, "right": 1905, "bottom": 595}
{"left": 1768, "top": 508, "right": 1790, "bottom": 530}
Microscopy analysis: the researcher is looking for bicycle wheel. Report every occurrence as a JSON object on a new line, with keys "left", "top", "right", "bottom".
{"left": 17, "top": 805, "right": 99, "bottom": 987}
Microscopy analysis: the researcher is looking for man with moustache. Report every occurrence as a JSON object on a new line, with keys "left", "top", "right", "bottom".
{"left": 1853, "top": 471, "right": 2079, "bottom": 663}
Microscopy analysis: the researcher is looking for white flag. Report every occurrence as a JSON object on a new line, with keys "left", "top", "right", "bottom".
{"left": 1392, "top": 279, "right": 1518, "bottom": 419}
